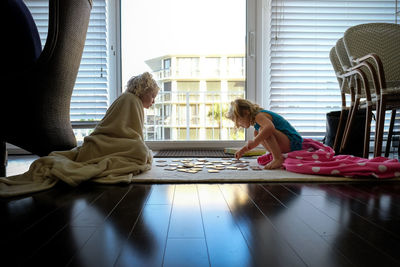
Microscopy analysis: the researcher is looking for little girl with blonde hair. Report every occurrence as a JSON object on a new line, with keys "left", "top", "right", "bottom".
{"left": 226, "top": 98, "right": 303, "bottom": 169}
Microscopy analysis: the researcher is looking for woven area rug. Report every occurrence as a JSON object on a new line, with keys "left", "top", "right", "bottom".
{"left": 133, "top": 157, "right": 400, "bottom": 183}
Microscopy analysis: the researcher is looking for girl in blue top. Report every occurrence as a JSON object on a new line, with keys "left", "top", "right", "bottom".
{"left": 226, "top": 98, "right": 303, "bottom": 169}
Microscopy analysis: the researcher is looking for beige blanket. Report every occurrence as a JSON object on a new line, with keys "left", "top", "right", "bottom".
{"left": 0, "top": 92, "right": 153, "bottom": 197}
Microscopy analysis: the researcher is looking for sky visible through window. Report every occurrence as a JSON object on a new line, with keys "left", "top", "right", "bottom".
{"left": 121, "top": 0, "right": 245, "bottom": 84}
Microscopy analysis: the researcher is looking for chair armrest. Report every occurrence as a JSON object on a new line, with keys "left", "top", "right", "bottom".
{"left": 349, "top": 53, "right": 386, "bottom": 95}
{"left": 346, "top": 54, "right": 382, "bottom": 97}
{"left": 340, "top": 66, "right": 373, "bottom": 103}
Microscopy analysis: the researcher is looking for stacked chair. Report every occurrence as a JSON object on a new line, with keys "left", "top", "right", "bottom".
{"left": 330, "top": 23, "right": 400, "bottom": 158}
{"left": 329, "top": 46, "right": 355, "bottom": 153}
{"left": 333, "top": 37, "right": 378, "bottom": 158}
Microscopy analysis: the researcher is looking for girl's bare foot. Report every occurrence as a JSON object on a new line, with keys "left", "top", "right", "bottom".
{"left": 264, "top": 157, "right": 284, "bottom": 169}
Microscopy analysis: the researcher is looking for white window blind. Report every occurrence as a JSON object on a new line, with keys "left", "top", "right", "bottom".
{"left": 267, "top": 0, "right": 397, "bottom": 140}
{"left": 25, "top": 0, "right": 109, "bottom": 123}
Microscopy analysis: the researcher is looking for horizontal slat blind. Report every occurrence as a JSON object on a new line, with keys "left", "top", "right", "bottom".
{"left": 268, "top": 0, "right": 397, "bottom": 139}
{"left": 25, "top": 0, "right": 109, "bottom": 122}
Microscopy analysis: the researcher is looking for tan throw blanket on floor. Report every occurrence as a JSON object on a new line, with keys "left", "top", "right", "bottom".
{"left": 0, "top": 92, "right": 153, "bottom": 197}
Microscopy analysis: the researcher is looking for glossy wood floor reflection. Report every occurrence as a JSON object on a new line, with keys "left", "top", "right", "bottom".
{"left": 2, "top": 156, "right": 400, "bottom": 267}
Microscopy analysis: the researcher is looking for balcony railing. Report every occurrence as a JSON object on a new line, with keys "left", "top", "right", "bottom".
{"left": 144, "top": 90, "right": 245, "bottom": 141}
{"left": 153, "top": 67, "right": 245, "bottom": 80}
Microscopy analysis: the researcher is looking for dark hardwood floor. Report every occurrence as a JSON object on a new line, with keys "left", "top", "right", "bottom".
{"left": 2, "top": 155, "right": 400, "bottom": 267}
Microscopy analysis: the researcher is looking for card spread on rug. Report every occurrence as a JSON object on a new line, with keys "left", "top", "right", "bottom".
{"left": 132, "top": 157, "right": 400, "bottom": 183}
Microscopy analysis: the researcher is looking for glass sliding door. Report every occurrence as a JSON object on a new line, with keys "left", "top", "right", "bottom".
{"left": 121, "top": 0, "right": 247, "bottom": 149}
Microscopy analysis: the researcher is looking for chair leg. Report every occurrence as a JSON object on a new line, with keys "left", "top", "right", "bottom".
{"left": 374, "top": 98, "right": 386, "bottom": 157}
{"left": 363, "top": 105, "right": 373, "bottom": 158}
{"left": 333, "top": 108, "right": 347, "bottom": 153}
{"left": 340, "top": 99, "right": 359, "bottom": 154}
{"left": 340, "top": 107, "right": 353, "bottom": 152}
{"left": 0, "top": 141, "right": 7, "bottom": 177}
{"left": 385, "top": 109, "right": 396, "bottom": 157}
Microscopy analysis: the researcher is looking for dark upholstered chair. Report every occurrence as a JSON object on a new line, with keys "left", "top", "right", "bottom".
{"left": 0, "top": 0, "right": 93, "bottom": 176}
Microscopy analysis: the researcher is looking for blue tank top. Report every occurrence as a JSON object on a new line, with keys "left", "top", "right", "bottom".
{"left": 254, "top": 110, "right": 303, "bottom": 151}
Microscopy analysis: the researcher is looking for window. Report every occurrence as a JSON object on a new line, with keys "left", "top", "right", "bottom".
{"left": 227, "top": 81, "right": 245, "bottom": 101}
{"left": 22, "top": 0, "right": 399, "bottom": 153}
{"left": 204, "top": 57, "right": 221, "bottom": 77}
{"left": 24, "top": 0, "right": 246, "bottom": 151}
{"left": 190, "top": 104, "right": 200, "bottom": 125}
{"left": 262, "top": 0, "right": 398, "bottom": 140}
{"left": 206, "top": 128, "right": 220, "bottom": 140}
{"left": 176, "top": 57, "right": 200, "bottom": 77}
{"left": 206, "top": 81, "right": 221, "bottom": 101}
{"left": 227, "top": 57, "right": 245, "bottom": 77}
{"left": 121, "top": 0, "right": 247, "bottom": 149}
{"left": 176, "top": 105, "right": 187, "bottom": 125}
{"left": 176, "top": 81, "right": 199, "bottom": 92}
{"left": 163, "top": 58, "right": 171, "bottom": 77}
{"left": 163, "top": 58, "right": 171, "bottom": 69}
{"left": 206, "top": 81, "right": 221, "bottom": 91}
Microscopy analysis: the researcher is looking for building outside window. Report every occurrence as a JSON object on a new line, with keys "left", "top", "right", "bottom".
{"left": 145, "top": 54, "right": 245, "bottom": 141}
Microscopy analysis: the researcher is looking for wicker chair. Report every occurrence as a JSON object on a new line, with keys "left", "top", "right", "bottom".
{"left": 329, "top": 46, "right": 353, "bottom": 153}
{"left": 343, "top": 23, "right": 400, "bottom": 157}
{"left": 0, "top": 0, "right": 93, "bottom": 176}
{"left": 329, "top": 45, "right": 372, "bottom": 157}
{"left": 334, "top": 38, "right": 378, "bottom": 158}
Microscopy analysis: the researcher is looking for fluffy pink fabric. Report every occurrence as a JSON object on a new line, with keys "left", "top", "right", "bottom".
{"left": 257, "top": 138, "right": 400, "bottom": 179}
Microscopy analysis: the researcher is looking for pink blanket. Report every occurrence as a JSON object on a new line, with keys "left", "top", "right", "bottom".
{"left": 257, "top": 138, "right": 400, "bottom": 179}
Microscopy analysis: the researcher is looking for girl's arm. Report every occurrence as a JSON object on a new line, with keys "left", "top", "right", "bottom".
{"left": 235, "top": 115, "right": 273, "bottom": 159}
{"left": 247, "top": 113, "right": 275, "bottom": 150}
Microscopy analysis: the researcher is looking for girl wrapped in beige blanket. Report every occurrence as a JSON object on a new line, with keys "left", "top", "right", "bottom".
{"left": 0, "top": 72, "right": 160, "bottom": 197}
